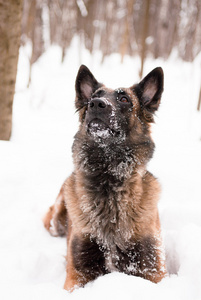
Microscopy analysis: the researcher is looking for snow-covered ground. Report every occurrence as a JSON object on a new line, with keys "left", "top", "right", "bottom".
{"left": 0, "top": 40, "right": 201, "bottom": 299}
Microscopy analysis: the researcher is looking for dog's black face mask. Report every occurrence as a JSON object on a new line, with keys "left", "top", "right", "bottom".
{"left": 86, "top": 88, "right": 134, "bottom": 140}
{"left": 75, "top": 65, "right": 163, "bottom": 142}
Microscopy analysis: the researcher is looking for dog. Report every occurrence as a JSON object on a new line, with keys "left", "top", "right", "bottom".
{"left": 43, "top": 65, "right": 167, "bottom": 291}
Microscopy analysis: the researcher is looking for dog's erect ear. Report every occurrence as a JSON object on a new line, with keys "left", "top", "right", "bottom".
{"left": 75, "top": 65, "right": 102, "bottom": 109}
{"left": 133, "top": 67, "right": 164, "bottom": 120}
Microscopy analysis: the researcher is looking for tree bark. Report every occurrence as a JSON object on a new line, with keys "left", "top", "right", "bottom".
{"left": 0, "top": 0, "right": 23, "bottom": 140}
{"left": 139, "top": 0, "right": 150, "bottom": 79}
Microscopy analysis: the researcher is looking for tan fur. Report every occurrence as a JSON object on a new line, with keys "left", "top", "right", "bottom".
{"left": 64, "top": 171, "right": 159, "bottom": 239}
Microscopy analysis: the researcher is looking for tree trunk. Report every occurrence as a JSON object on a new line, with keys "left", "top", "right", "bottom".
{"left": 0, "top": 0, "right": 23, "bottom": 140}
{"left": 139, "top": 0, "right": 150, "bottom": 79}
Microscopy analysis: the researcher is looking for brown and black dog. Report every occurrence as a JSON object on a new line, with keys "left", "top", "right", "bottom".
{"left": 43, "top": 65, "right": 166, "bottom": 291}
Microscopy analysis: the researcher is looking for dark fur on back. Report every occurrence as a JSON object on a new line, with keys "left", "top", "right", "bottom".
{"left": 43, "top": 65, "right": 167, "bottom": 291}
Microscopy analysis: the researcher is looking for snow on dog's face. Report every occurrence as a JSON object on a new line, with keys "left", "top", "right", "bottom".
{"left": 75, "top": 65, "right": 163, "bottom": 143}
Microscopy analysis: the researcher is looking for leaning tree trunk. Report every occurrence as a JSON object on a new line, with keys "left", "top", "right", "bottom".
{"left": 0, "top": 0, "right": 23, "bottom": 140}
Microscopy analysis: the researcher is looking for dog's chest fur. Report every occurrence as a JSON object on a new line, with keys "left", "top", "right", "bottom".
{"left": 71, "top": 135, "right": 151, "bottom": 252}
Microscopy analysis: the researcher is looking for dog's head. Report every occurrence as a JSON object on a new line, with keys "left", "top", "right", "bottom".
{"left": 75, "top": 65, "right": 163, "bottom": 142}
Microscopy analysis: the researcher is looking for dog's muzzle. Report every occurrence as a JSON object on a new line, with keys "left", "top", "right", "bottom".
{"left": 86, "top": 98, "right": 116, "bottom": 137}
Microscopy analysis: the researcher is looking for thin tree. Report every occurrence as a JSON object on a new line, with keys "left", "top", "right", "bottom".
{"left": 0, "top": 0, "right": 23, "bottom": 140}
{"left": 139, "top": 0, "right": 150, "bottom": 79}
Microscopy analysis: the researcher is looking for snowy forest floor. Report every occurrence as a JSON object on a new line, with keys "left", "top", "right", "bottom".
{"left": 0, "top": 40, "right": 201, "bottom": 299}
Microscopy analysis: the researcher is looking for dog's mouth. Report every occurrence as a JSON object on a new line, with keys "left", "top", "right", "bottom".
{"left": 88, "top": 118, "right": 108, "bottom": 130}
{"left": 87, "top": 118, "right": 114, "bottom": 138}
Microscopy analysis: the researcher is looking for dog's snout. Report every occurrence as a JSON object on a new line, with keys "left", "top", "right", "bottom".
{"left": 89, "top": 98, "right": 107, "bottom": 110}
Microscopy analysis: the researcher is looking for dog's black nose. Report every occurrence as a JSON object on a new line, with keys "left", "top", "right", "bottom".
{"left": 89, "top": 98, "right": 107, "bottom": 110}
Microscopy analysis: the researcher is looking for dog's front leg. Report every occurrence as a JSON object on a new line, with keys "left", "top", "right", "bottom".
{"left": 43, "top": 185, "right": 67, "bottom": 237}
{"left": 64, "top": 238, "right": 87, "bottom": 292}
{"left": 63, "top": 255, "right": 85, "bottom": 292}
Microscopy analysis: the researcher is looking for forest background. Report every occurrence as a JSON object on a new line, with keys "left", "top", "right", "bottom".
{"left": 1, "top": 0, "right": 201, "bottom": 140}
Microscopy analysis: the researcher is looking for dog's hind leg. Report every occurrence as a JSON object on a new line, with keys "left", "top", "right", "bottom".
{"left": 43, "top": 185, "right": 67, "bottom": 237}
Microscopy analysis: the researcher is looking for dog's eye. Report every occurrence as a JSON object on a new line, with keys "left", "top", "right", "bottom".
{"left": 119, "top": 96, "right": 129, "bottom": 103}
